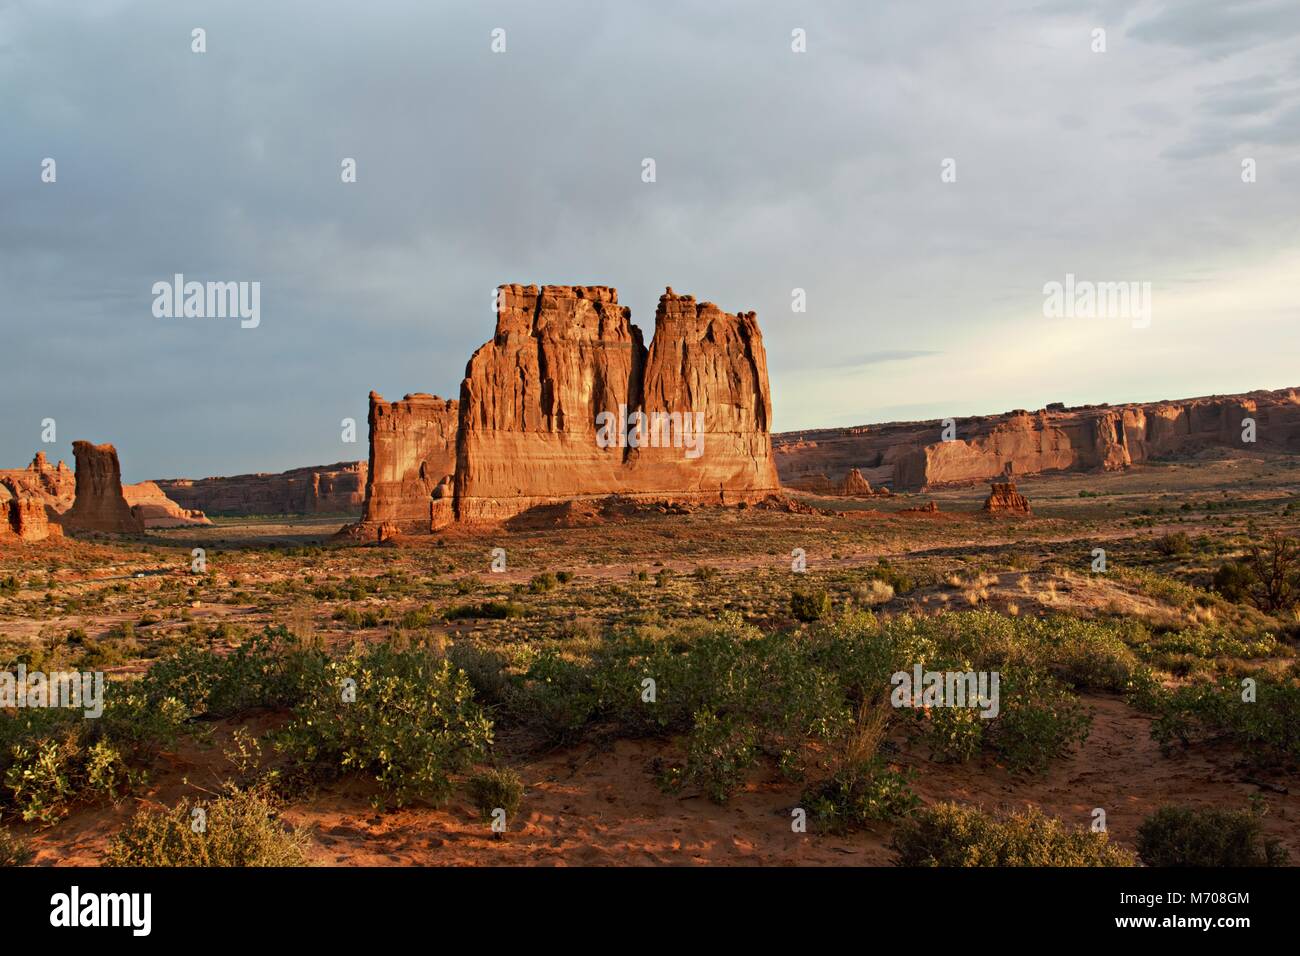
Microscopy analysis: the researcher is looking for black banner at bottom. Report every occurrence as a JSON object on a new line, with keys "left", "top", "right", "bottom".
{"left": 4, "top": 865, "right": 1292, "bottom": 942}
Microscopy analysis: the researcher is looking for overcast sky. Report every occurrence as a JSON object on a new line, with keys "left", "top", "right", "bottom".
{"left": 2, "top": 0, "right": 1298, "bottom": 481}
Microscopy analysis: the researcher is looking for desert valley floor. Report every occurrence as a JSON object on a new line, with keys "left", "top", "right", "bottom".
{"left": 4, "top": 453, "right": 1299, "bottom": 866}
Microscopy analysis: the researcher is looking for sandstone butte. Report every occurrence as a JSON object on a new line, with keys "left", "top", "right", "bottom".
{"left": 983, "top": 481, "right": 1031, "bottom": 515}
{"left": 350, "top": 284, "right": 781, "bottom": 534}
{"left": 774, "top": 387, "right": 1300, "bottom": 493}
{"left": 0, "top": 478, "right": 62, "bottom": 542}
{"left": 60, "top": 441, "right": 145, "bottom": 535}
{"left": 0, "top": 450, "right": 208, "bottom": 532}
{"left": 155, "top": 461, "right": 366, "bottom": 517}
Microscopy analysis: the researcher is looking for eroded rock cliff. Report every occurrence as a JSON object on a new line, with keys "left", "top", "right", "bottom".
{"left": 450, "top": 285, "right": 780, "bottom": 526}
{"left": 156, "top": 462, "right": 367, "bottom": 516}
{"left": 358, "top": 392, "right": 459, "bottom": 533}
{"left": 775, "top": 388, "right": 1300, "bottom": 492}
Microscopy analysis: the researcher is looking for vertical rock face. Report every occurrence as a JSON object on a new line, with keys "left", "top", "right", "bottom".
{"left": 627, "top": 289, "right": 778, "bottom": 502}
{"left": 359, "top": 392, "right": 459, "bottom": 532}
{"left": 62, "top": 441, "right": 145, "bottom": 534}
{"left": 0, "top": 480, "right": 61, "bottom": 542}
{"left": 450, "top": 285, "right": 780, "bottom": 525}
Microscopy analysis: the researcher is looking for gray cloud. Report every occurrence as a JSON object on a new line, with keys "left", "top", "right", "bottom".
{"left": 1, "top": 0, "right": 1298, "bottom": 480}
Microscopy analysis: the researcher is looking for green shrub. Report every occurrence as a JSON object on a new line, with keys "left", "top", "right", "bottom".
{"left": 0, "top": 690, "right": 187, "bottom": 825}
{"left": 1136, "top": 805, "right": 1288, "bottom": 867}
{"left": 528, "top": 573, "right": 558, "bottom": 594}
{"left": 445, "top": 600, "right": 525, "bottom": 621}
{"left": 891, "top": 803, "right": 1136, "bottom": 866}
{"left": 275, "top": 644, "right": 492, "bottom": 807}
{"left": 1146, "top": 676, "right": 1300, "bottom": 766}
{"left": 0, "top": 825, "right": 32, "bottom": 866}
{"left": 790, "top": 588, "right": 831, "bottom": 622}
{"left": 105, "top": 790, "right": 308, "bottom": 866}
{"left": 467, "top": 767, "right": 524, "bottom": 823}
{"left": 803, "top": 758, "right": 919, "bottom": 832}
{"left": 141, "top": 626, "right": 325, "bottom": 719}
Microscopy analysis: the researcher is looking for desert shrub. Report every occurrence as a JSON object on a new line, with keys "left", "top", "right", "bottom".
{"left": 891, "top": 803, "right": 1136, "bottom": 867}
{"left": 790, "top": 588, "right": 831, "bottom": 622}
{"left": 692, "top": 566, "right": 719, "bottom": 583}
{"left": 803, "top": 759, "right": 918, "bottom": 832}
{"left": 1153, "top": 531, "right": 1193, "bottom": 557}
{"left": 678, "top": 709, "right": 757, "bottom": 803}
{"left": 1146, "top": 676, "right": 1300, "bottom": 766}
{"left": 467, "top": 767, "right": 524, "bottom": 822}
{"left": 445, "top": 600, "right": 525, "bottom": 621}
{"left": 398, "top": 605, "right": 437, "bottom": 629}
{"left": 866, "top": 561, "right": 914, "bottom": 595}
{"left": 0, "top": 824, "right": 32, "bottom": 866}
{"left": 446, "top": 642, "right": 510, "bottom": 704}
{"left": 0, "top": 689, "right": 187, "bottom": 825}
{"left": 528, "top": 572, "right": 558, "bottom": 594}
{"left": 555, "top": 571, "right": 575, "bottom": 584}
{"left": 986, "top": 665, "right": 1091, "bottom": 773}
{"left": 851, "top": 579, "right": 895, "bottom": 607}
{"left": 1135, "top": 805, "right": 1288, "bottom": 867}
{"left": 141, "top": 626, "right": 326, "bottom": 719}
{"left": 275, "top": 644, "right": 492, "bottom": 807}
{"left": 654, "top": 568, "right": 675, "bottom": 588}
{"left": 105, "top": 790, "right": 308, "bottom": 866}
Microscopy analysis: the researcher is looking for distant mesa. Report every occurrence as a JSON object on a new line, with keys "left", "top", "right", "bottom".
{"left": 154, "top": 462, "right": 366, "bottom": 517}
{"left": 775, "top": 387, "right": 1300, "bottom": 493}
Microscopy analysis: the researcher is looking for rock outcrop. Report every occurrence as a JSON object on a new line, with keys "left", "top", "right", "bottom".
{"left": 122, "top": 482, "right": 212, "bottom": 528}
{"left": 156, "top": 461, "right": 367, "bottom": 516}
{"left": 356, "top": 393, "right": 459, "bottom": 533}
{"left": 774, "top": 387, "right": 1300, "bottom": 492}
{"left": 983, "top": 481, "right": 1030, "bottom": 515}
{"left": 0, "top": 452, "right": 75, "bottom": 511}
{"left": 61, "top": 441, "right": 145, "bottom": 534}
{"left": 0, "top": 479, "right": 62, "bottom": 542}
{"left": 450, "top": 285, "right": 780, "bottom": 526}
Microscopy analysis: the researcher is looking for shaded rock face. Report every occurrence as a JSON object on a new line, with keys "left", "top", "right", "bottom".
{"left": 358, "top": 392, "right": 459, "bottom": 533}
{"left": 62, "top": 441, "right": 144, "bottom": 534}
{"left": 450, "top": 285, "right": 780, "bottom": 526}
{"left": 0, "top": 480, "right": 62, "bottom": 542}
{"left": 774, "top": 387, "right": 1300, "bottom": 492}
{"left": 155, "top": 462, "right": 366, "bottom": 516}
{"left": 122, "top": 482, "right": 211, "bottom": 528}
{"left": 983, "top": 481, "right": 1031, "bottom": 514}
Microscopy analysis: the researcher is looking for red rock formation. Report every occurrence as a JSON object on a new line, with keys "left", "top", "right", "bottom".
{"left": 61, "top": 441, "right": 144, "bottom": 534}
{"left": 155, "top": 461, "right": 367, "bottom": 516}
{"left": 0, "top": 479, "right": 62, "bottom": 542}
{"left": 983, "top": 482, "right": 1031, "bottom": 515}
{"left": 357, "top": 392, "right": 458, "bottom": 533}
{"left": 450, "top": 285, "right": 780, "bottom": 526}
{"left": 774, "top": 387, "right": 1300, "bottom": 491}
{"left": 122, "top": 482, "right": 212, "bottom": 528}
{"left": 0, "top": 452, "right": 75, "bottom": 512}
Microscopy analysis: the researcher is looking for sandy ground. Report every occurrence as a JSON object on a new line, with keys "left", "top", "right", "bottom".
{"left": 23, "top": 695, "right": 1297, "bottom": 867}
